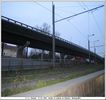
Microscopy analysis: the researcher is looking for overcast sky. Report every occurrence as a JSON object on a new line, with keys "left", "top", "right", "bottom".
{"left": 2, "top": 1, "right": 105, "bottom": 57}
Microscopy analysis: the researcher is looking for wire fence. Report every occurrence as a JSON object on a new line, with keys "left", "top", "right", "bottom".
{"left": 1, "top": 57, "right": 85, "bottom": 71}
{"left": 2, "top": 57, "right": 52, "bottom": 71}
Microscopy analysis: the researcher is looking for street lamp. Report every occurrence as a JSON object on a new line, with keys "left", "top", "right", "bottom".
{"left": 88, "top": 34, "right": 94, "bottom": 63}
{"left": 93, "top": 40, "right": 99, "bottom": 64}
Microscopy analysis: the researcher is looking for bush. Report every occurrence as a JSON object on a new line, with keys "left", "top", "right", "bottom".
{"left": 2, "top": 89, "right": 11, "bottom": 96}
{"left": 36, "top": 80, "right": 47, "bottom": 88}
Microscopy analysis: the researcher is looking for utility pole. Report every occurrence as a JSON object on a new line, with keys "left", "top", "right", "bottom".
{"left": 94, "top": 43, "right": 96, "bottom": 64}
{"left": 52, "top": 2, "right": 55, "bottom": 67}
{"left": 26, "top": 46, "right": 28, "bottom": 58}
{"left": 88, "top": 34, "right": 94, "bottom": 63}
{"left": 88, "top": 39, "right": 90, "bottom": 63}
{"left": 93, "top": 40, "right": 99, "bottom": 64}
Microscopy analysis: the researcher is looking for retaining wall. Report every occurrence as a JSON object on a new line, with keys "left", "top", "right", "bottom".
{"left": 11, "top": 70, "right": 105, "bottom": 97}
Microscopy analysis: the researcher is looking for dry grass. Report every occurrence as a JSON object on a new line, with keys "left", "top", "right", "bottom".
{"left": 2, "top": 63, "right": 104, "bottom": 96}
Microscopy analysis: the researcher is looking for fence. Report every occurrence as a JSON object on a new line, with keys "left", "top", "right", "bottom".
{"left": 1, "top": 57, "right": 86, "bottom": 71}
{"left": 2, "top": 57, "right": 53, "bottom": 71}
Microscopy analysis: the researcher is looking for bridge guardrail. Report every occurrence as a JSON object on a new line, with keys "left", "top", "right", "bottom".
{"left": 2, "top": 16, "right": 52, "bottom": 37}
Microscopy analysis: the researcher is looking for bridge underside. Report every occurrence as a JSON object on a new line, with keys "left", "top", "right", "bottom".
{"left": 2, "top": 19, "right": 103, "bottom": 62}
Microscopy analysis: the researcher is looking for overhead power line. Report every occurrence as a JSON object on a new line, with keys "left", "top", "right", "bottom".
{"left": 34, "top": 2, "right": 85, "bottom": 38}
{"left": 81, "top": 2, "right": 89, "bottom": 10}
{"left": 82, "top": 2, "right": 102, "bottom": 34}
{"left": 90, "top": 45, "right": 104, "bottom": 48}
{"left": 67, "top": 20, "right": 87, "bottom": 38}
{"left": 91, "top": 12, "right": 102, "bottom": 34}
{"left": 34, "top": 2, "right": 63, "bottom": 20}
{"left": 55, "top": 5, "right": 104, "bottom": 23}
{"left": 35, "top": 2, "right": 52, "bottom": 12}
{"left": 78, "top": 2, "right": 86, "bottom": 10}
{"left": 82, "top": 2, "right": 91, "bottom": 36}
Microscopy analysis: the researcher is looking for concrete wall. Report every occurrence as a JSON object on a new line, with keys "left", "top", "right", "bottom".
{"left": 3, "top": 49, "right": 16, "bottom": 57}
{"left": 56, "top": 74, "right": 104, "bottom": 96}
{"left": 11, "top": 70, "right": 104, "bottom": 97}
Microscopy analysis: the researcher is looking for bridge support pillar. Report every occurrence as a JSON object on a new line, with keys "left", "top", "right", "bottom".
{"left": 60, "top": 53, "right": 65, "bottom": 64}
{"left": 2, "top": 42, "right": 4, "bottom": 56}
{"left": 48, "top": 51, "right": 53, "bottom": 61}
{"left": 17, "top": 45, "right": 24, "bottom": 58}
{"left": 41, "top": 50, "right": 44, "bottom": 61}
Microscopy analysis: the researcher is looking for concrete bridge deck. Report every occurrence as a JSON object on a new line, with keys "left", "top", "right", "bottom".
{"left": 2, "top": 16, "right": 103, "bottom": 62}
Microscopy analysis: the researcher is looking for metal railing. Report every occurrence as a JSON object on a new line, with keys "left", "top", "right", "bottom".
{"left": 2, "top": 16, "right": 89, "bottom": 52}
{"left": 2, "top": 16, "right": 52, "bottom": 37}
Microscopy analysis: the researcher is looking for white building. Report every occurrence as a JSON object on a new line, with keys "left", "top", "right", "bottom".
{"left": 3, "top": 43, "right": 17, "bottom": 57}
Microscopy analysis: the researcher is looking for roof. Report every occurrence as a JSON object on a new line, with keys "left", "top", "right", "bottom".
{"left": 4, "top": 43, "right": 17, "bottom": 51}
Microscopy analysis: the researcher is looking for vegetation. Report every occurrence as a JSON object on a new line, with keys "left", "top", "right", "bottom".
{"left": 2, "top": 63, "right": 104, "bottom": 96}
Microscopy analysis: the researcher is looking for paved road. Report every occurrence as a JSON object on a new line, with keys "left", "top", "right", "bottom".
{"left": 11, "top": 70, "right": 104, "bottom": 97}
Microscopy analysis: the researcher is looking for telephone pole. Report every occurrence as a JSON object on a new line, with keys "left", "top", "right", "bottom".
{"left": 93, "top": 40, "right": 99, "bottom": 64}
{"left": 88, "top": 34, "right": 94, "bottom": 63}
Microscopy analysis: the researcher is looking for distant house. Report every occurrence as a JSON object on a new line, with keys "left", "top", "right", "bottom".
{"left": 3, "top": 43, "right": 17, "bottom": 57}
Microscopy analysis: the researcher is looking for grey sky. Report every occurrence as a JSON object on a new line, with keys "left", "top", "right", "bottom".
{"left": 2, "top": 1, "right": 105, "bottom": 57}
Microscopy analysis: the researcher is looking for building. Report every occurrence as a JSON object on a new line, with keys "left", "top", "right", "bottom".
{"left": 2, "top": 43, "right": 17, "bottom": 57}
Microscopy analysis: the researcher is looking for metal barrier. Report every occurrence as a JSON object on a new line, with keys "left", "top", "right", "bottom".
{"left": 1, "top": 57, "right": 80, "bottom": 71}
{"left": 1, "top": 57, "right": 53, "bottom": 71}
{"left": 2, "top": 16, "right": 52, "bottom": 37}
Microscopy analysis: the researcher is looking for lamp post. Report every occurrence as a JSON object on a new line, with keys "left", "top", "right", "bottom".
{"left": 88, "top": 34, "right": 94, "bottom": 63}
{"left": 93, "top": 40, "right": 99, "bottom": 64}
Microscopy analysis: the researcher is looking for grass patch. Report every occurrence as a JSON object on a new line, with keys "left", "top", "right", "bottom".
{"left": 2, "top": 64, "right": 104, "bottom": 96}
{"left": 2, "top": 87, "right": 32, "bottom": 96}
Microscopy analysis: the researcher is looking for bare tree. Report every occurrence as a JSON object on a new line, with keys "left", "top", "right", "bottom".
{"left": 55, "top": 31, "right": 61, "bottom": 37}
{"left": 36, "top": 23, "right": 61, "bottom": 37}
{"left": 42, "top": 23, "right": 51, "bottom": 33}
{"left": 36, "top": 23, "right": 51, "bottom": 34}
{"left": 35, "top": 23, "right": 51, "bottom": 60}
{"left": 34, "top": 23, "right": 61, "bottom": 60}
